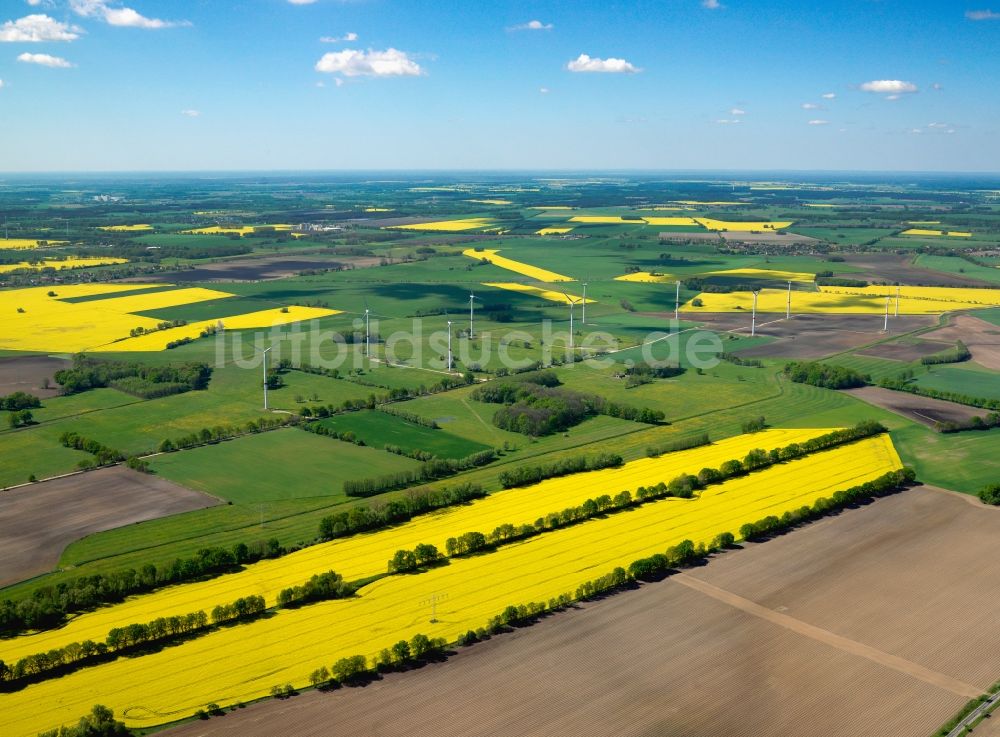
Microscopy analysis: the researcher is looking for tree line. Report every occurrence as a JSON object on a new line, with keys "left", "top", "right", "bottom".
{"left": 645, "top": 432, "right": 711, "bottom": 458}
{"left": 878, "top": 376, "right": 1000, "bottom": 412}
{"left": 341, "top": 449, "right": 497, "bottom": 497}
{"left": 318, "top": 482, "right": 485, "bottom": 541}
{"left": 0, "top": 391, "right": 41, "bottom": 411}
{"left": 921, "top": 340, "right": 971, "bottom": 365}
{"left": 783, "top": 361, "right": 869, "bottom": 389}
{"left": 497, "top": 452, "right": 623, "bottom": 489}
{"left": 1, "top": 591, "right": 268, "bottom": 689}
{"left": 0, "top": 539, "right": 285, "bottom": 636}
{"left": 157, "top": 415, "right": 297, "bottom": 453}
{"left": 277, "top": 570, "right": 352, "bottom": 607}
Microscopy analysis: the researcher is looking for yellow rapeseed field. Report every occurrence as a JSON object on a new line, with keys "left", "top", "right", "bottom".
{"left": 363, "top": 207, "right": 393, "bottom": 212}
{"left": 0, "top": 435, "right": 901, "bottom": 736}
{"left": 617, "top": 268, "right": 814, "bottom": 284}
{"left": 0, "top": 285, "right": 326, "bottom": 353}
{"left": 569, "top": 215, "right": 637, "bottom": 224}
{"left": 182, "top": 225, "right": 294, "bottom": 236}
{"left": 481, "top": 282, "right": 594, "bottom": 305}
{"left": 526, "top": 206, "right": 573, "bottom": 210}
{"left": 818, "top": 284, "right": 1000, "bottom": 307}
{"left": 641, "top": 217, "right": 699, "bottom": 226}
{"left": 92, "top": 306, "right": 342, "bottom": 352}
{"left": 0, "top": 429, "right": 830, "bottom": 664}
{"left": 900, "top": 229, "right": 972, "bottom": 238}
{"left": 684, "top": 285, "right": 1000, "bottom": 314}
{"left": 694, "top": 218, "right": 794, "bottom": 231}
{"left": 467, "top": 199, "right": 513, "bottom": 206}
{"left": 462, "top": 248, "right": 573, "bottom": 282}
{"left": 535, "top": 227, "right": 574, "bottom": 235}
{"left": 393, "top": 218, "right": 494, "bottom": 232}
{"left": 0, "top": 257, "right": 127, "bottom": 274}
{"left": 98, "top": 224, "right": 153, "bottom": 232}
{"left": 0, "top": 238, "right": 68, "bottom": 249}
{"left": 907, "top": 221, "right": 941, "bottom": 225}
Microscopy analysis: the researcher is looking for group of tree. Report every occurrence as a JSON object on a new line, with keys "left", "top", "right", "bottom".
{"left": 276, "top": 570, "right": 352, "bottom": 607}
{"left": 935, "top": 412, "right": 1000, "bottom": 434}
{"left": 645, "top": 432, "right": 711, "bottom": 458}
{"left": 37, "top": 705, "right": 133, "bottom": 737}
{"left": 623, "top": 363, "right": 685, "bottom": 388}
{"left": 342, "top": 449, "right": 496, "bottom": 497}
{"left": 719, "top": 352, "right": 763, "bottom": 368}
{"left": 473, "top": 372, "right": 664, "bottom": 437}
{"left": 497, "top": 452, "right": 622, "bottom": 489}
{"left": 0, "top": 539, "right": 284, "bottom": 636}
{"left": 921, "top": 340, "right": 971, "bottom": 365}
{"left": 59, "top": 431, "right": 124, "bottom": 468}
{"left": 387, "top": 544, "right": 441, "bottom": 573}
{"left": 318, "top": 482, "right": 485, "bottom": 541}
{"left": 312, "top": 632, "right": 447, "bottom": 688}
{"left": 0, "top": 391, "right": 41, "bottom": 411}
{"left": 54, "top": 355, "right": 211, "bottom": 397}
{"left": 783, "top": 361, "right": 869, "bottom": 389}
{"left": 7, "top": 408, "right": 34, "bottom": 428}
{"left": 979, "top": 484, "right": 1000, "bottom": 506}
{"left": 878, "top": 376, "right": 1000, "bottom": 412}
{"left": 210, "top": 595, "right": 266, "bottom": 625}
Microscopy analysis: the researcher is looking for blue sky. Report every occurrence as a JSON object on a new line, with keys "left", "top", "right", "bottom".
{"left": 0, "top": 0, "right": 997, "bottom": 171}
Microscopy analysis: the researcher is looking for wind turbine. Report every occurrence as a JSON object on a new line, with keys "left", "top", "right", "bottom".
{"left": 674, "top": 280, "right": 681, "bottom": 322}
{"left": 255, "top": 345, "right": 272, "bottom": 410}
{"left": 895, "top": 285, "right": 900, "bottom": 318}
{"left": 883, "top": 296, "right": 890, "bottom": 332}
{"left": 444, "top": 309, "right": 454, "bottom": 371}
{"left": 563, "top": 292, "right": 582, "bottom": 350}
{"left": 786, "top": 281, "right": 792, "bottom": 320}
{"left": 468, "top": 290, "right": 481, "bottom": 338}
{"left": 581, "top": 280, "right": 588, "bottom": 324}
{"left": 751, "top": 289, "right": 760, "bottom": 337}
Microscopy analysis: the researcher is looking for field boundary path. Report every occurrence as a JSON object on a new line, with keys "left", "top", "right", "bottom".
{"left": 945, "top": 690, "right": 1000, "bottom": 737}
{"left": 672, "top": 573, "right": 982, "bottom": 699}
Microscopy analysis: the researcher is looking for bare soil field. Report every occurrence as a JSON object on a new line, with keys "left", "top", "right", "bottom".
{"left": 165, "top": 487, "right": 999, "bottom": 737}
{"left": 658, "top": 232, "right": 724, "bottom": 243}
{"left": 925, "top": 314, "right": 1000, "bottom": 370}
{"left": 0, "top": 467, "right": 218, "bottom": 588}
{"left": 843, "top": 386, "right": 984, "bottom": 427}
{"left": 132, "top": 255, "right": 383, "bottom": 283}
{"left": 842, "top": 253, "right": 994, "bottom": 287}
{"left": 719, "top": 231, "right": 820, "bottom": 245}
{"left": 0, "top": 355, "right": 67, "bottom": 398}
{"left": 858, "top": 338, "right": 952, "bottom": 362}
{"left": 693, "top": 313, "right": 935, "bottom": 359}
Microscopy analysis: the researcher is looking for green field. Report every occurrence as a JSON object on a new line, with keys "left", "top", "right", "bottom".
{"left": 914, "top": 363, "right": 1000, "bottom": 401}
{"left": 150, "top": 428, "right": 421, "bottom": 503}
{"left": 313, "top": 409, "right": 491, "bottom": 458}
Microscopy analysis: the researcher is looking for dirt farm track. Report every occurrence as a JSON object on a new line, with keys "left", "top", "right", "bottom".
{"left": 0, "top": 467, "right": 217, "bottom": 587}
{"left": 166, "top": 486, "right": 1000, "bottom": 737}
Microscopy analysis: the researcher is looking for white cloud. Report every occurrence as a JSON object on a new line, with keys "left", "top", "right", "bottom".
{"left": 70, "top": 0, "right": 188, "bottom": 29}
{"left": 909, "top": 128, "right": 923, "bottom": 135}
{"left": 885, "top": 94, "right": 901, "bottom": 101}
{"left": 17, "top": 51, "right": 73, "bottom": 67}
{"left": 859, "top": 79, "right": 918, "bottom": 94}
{"left": 807, "top": 119, "right": 829, "bottom": 125}
{"left": 730, "top": 107, "right": 745, "bottom": 115}
{"left": 320, "top": 32, "right": 358, "bottom": 43}
{"left": 928, "top": 122, "right": 949, "bottom": 128}
{"left": 801, "top": 102, "right": 821, "bottom": 110}
{"left": 508, "top": 19, "right": 553, "bottom": 31}
{"left": 966, "top": 9, "right": 1000, "bottom": 20}
{"left": 822, "top": 92, "right": 836, "bottom": 99}
{"left": 288, "top": 0, "right": 317, "bottom": 4}
{"left": 0, "top": 79, "right": 4, "bottom": 89}
{"left": 180, "top": 109, "right": 200, "bottom": 117}
{"left": 539, "top": 87, "right": 550, "bottom": 94}
{"left": 566, "top": 53, "right": 641, "bottom": 73}
{"left": 715, "top": 118, "right": 741, "bottom": 124}
{"left": 315, "top": 48, "right": 423, "bottom": 77}
{"left": 932, "top": 82, "right": 943, "bottom": 90}
{"left": 703, "top": 0, "right": 722, "bottom": 8}
{"left": 0, "top": 14, "right": 81, "bottom": 42}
